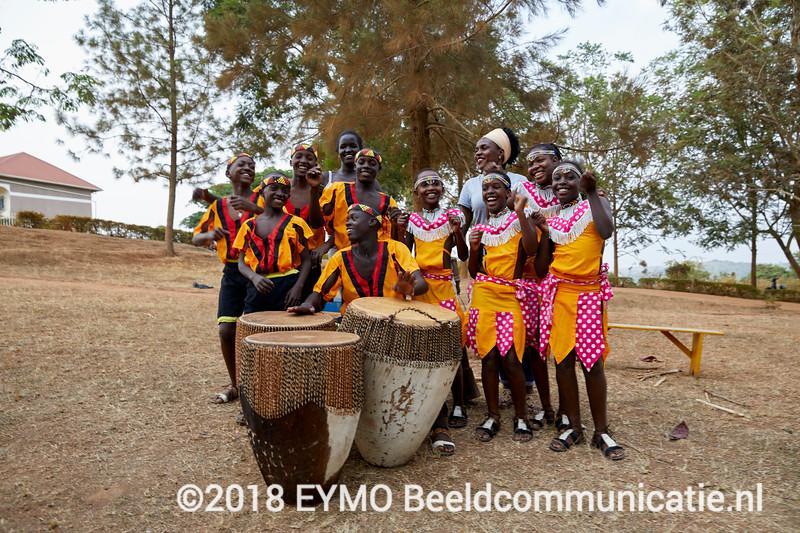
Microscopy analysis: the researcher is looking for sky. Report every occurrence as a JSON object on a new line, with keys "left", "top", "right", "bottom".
{"left": 0, "top": 0, "right": 790, "bottom": 270}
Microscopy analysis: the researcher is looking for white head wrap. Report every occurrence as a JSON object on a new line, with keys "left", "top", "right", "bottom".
{"left": 482, "top": 128, "right": 512, "bottom": 164}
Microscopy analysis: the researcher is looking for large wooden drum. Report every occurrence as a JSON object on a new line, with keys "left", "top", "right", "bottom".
{"left": 339, "top": 297, "right": 462, "bottom": 467}
{"left": 238, "top": 331, "right": 363, "bottom": 502}
{"left": 235, "top": 311, "right": 338, "bottom": 384}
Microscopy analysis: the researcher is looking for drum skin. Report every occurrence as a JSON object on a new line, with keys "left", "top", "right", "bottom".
{"left": 340, "top": 297, "right": 462, "bottom": 467}
{"left": 238, "top": 331, "right": 363, "bottom": 503}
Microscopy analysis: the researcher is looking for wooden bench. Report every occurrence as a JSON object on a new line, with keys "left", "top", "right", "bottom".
{"left": 608, "top": 323, "right": 724, "bottom": 377}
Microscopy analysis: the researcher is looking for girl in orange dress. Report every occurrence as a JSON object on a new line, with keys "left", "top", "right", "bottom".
{"left": 467, "top": 170, "right": 541, "bottom": 442}
{"left": 535, "top": 160, "right": 624, "bottom": 461}
{"left": 400, "top": 169, "right": 472, "bottom": 455}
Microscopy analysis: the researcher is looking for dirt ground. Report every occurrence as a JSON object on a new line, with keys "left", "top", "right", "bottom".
{"left": 1, "top": 226, "right": 798, "bottom": 531}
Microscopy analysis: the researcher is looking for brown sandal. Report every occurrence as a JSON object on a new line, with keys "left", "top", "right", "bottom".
{"left": 475, "top": 416, "right": 500, "bottom": 442}
{"left": 549, "top": 429, "right": 584, "bottom": 452}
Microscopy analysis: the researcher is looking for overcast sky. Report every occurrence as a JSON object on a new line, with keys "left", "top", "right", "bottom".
{"left": 0, "top": 0, "right": 789, "bottom": 269}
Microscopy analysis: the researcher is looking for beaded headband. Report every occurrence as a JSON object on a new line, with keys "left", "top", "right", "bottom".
{"left": 348, "top": 203, "right": 382, "bottom": 223}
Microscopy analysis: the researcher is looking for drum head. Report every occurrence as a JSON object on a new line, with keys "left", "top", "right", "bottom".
{"left": 245, "top": 331, "right": 361, "bottom": 348}
{"left": 239, "top": 311, "right": 338, "bottom": 329}
{"left": 347, "top": 297, "right": 458, "bottom": 327}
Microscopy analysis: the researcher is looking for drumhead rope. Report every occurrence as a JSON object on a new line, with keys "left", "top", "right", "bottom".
{"left": 239, "top": 332, "right": 364, "bottom": 418}
{"left": 340, "top": 299, "right": 462, "bottom": 368}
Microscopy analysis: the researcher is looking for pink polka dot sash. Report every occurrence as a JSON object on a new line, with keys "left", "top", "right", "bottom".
{"left": 539, "top": 264, "right": 613, "bottom": 370}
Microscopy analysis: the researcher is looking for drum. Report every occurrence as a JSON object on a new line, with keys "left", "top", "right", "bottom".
{"left": 235, "top": 311, "right": 338, "bottom": 384}
{"left": 339, "top": 297, "right": 462, "bottom": 467}
{"left": 238, "top": 331, "right": 363, "bottom": 503}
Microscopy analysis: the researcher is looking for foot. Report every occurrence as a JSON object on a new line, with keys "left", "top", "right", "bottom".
{"left": 448, "top": 405, "right": 468, "bottom": 429}
{"left": 512, "top": 418, "right": 533, "bottom": 442}
{"left": 475, "top": 416, "right": 500, "bottom": 442}
{"left": 212, "top": 384, "right": 238, "bottom": 404}
{"left": 549, "top": 428, "right": 584, "bottom": 452}
{"left": 592, "top": 432, "right": 625, "bottom": 461}
{"left": 430, "top": 429, "right": 456, "bottom": 456}
{"left": 498, "top": 388, "right": 513, "bottom": 409}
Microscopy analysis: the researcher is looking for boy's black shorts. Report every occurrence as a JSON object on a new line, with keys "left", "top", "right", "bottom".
{"left": 217, "top": 262, "right": 249, "bottom": 324}
{"left": 244, "top": 272, "right": 301, "bottom": 313}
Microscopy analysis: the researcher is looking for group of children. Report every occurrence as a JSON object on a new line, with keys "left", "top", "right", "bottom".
{"left": 192, "top": 128, "right": 624, "bottom": 462}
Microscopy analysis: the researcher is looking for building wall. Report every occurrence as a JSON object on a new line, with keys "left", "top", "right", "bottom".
{"left": 0, "top": 177, "right": 94, "bottom": 218}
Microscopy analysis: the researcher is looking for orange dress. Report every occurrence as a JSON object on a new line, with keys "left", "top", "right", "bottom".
{"left": 466, "top": 211, "right": 530, "bottom": 362}
{"left": 319, "top": 182, "right": 397, "bottom": 250}
{"left": 232, "top": 214, "right": 313, "bottom": 276}
{"left": 314, "top": 240, "right": 420, "bottom": 314}
{"left": 407, "top": 208, "right": 467, "bottom": 345}
{"left": 539, "top": 200, "right": 613, "bottom": 370}
{"left": 193, "top": 197, "right": 251, "bottom": 264}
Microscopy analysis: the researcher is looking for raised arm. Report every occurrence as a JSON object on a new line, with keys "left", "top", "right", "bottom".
{"left": 581, "top": 171, "right": 614, "bottom": 239}
{"left": 512, "top": 192, "right": 538, "bottom": 257}
{"left": 468, "top": 229, "right": 483, "bottom": 279}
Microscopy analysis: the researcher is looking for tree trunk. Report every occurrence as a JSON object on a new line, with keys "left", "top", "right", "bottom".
{"left": 165, "top": 0, "right": 178, "bottom": 257}
{"left": 749, "top": 187, "right": 757, "bottom": 287}
{"left": 409, "top": 104, "right": 431, "bottom": 180}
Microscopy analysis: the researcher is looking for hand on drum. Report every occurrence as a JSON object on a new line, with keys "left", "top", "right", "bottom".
{"left": 287, "top": 302, "right": 316, "bottom": 315}
{"left": 394, "top": 271, "right": 416, "bottom": 300}
{"left": 284, "top": 283, "right": 304, "bottom": 308}
{"left": 254, "top": 276, "right": 274, "bottom": 294}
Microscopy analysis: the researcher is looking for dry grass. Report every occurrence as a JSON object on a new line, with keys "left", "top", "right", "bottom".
{"left": 1, "top": 226, "right": 798, "bottom": 531}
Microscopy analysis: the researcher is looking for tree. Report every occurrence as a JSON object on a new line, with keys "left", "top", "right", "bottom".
{"left": 665, "top": 259, "right": 710, "bottom": 281}
{"left": 203, "top": 0, "right": 597, "bottom": 200}
{"left": 62, "top": 0, "right": 226, "bottom": 256}
{"left": 660, "top": 0, "right": 800, "bottom": 280}
{"left": 0, "top": 29, "right": 96, "bottom": 130}
{"left": 539, "top": 43, "right": 684, "bottom": 280}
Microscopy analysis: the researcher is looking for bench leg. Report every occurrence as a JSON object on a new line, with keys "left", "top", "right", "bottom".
{"left": 689, "top": 333, "right": 703, "bottom": 377}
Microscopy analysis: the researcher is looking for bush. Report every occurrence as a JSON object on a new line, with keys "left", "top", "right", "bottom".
{"left": 633, "top": 277, "right": 800, "bottom": 301}
{"left": 15, "top": 211, "right": 47, "bottom": 228}
{"left": 612, "top": 276, "right": 636, "bottom": 287}
{"left": 14, "top": 213, "right": 192, "bottom": 244}
{"left": 769, "top": 289, "right": 800, "bottom": 303}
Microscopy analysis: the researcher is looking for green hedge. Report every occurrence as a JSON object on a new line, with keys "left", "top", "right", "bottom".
{"left": 636, "top": 277, "right": 800, "bottom": 302}
{"left": 13, "top": 211, "right": 192, "bottom": 244}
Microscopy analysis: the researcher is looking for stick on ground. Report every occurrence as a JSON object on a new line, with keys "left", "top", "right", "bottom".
{"left": 704, "top": 389, "right": 750, "bottom": 408}
{"left": 695, "top": 398, "right": 748, "bottom": 418}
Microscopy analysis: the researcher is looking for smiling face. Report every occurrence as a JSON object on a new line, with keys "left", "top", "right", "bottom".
{"left": 261, "top": 176, "right": 290, "bottom": 210}
{"left": 291, "top": 149, "right": 318, "bottom": 179}
{"left": 415, "top": 171, "right": 443, "bottom": 209}
{"left": 474, "top": 138, "right": 503, "bottom": 173}
{"left": 338, "top": 133, "right": 361, "bottom": 167}
{"left": 355, "top": 155, "right": 380, "bottom": 184}
{"left": 551, "top": 168, "right": 580, "bottom": 205}
{"left": 527, "top": 154, "right": 559, "bottom": 187}
{"left": 481, "top": 179, "right": 510, "bottom": 214}
{"left": 227, "top": 156, "right": 255, "bottom": 188}
{"left": 345, "top": 209, "right": 379, "bottom": 242}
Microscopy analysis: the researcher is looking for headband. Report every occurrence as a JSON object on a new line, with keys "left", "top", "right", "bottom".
{"left": 348, "top": 203, "right": 383, "bottom": 223}
{"left": 355, "top": 148, "right": 382, "bottom": 165}
{"left": 481, "top": 171, "right": 511, "bottom": 189}
{"left": 414, "top": 172, "right": 443, "bottom": 190}
{"left": 291, "top": 143, "right": 319, "bottom": 159}
{"left": 526, "top": 147, "right": 558, "bottom": 162}
{"left": 482, "top": 129, "right": 511, "bottom": 164}
{"left": 262, "top": 174, "right": 291, "bottom": 188}
{"left": 552, "top": 162, "right": 582, "bottom": 179}
{"left": 226, "top": 152, "right": 252, "bottom": 169}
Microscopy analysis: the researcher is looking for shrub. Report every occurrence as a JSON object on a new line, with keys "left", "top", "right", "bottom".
{"left": 15, "top": 211, "right": 47, "bottom": 228}
{"left": 612, "top": 276, "right": 636, "bottom": 287}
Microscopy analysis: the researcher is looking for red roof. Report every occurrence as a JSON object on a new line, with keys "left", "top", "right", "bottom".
{"left": 0, "top": 152, "right": 102, "bottom": 191}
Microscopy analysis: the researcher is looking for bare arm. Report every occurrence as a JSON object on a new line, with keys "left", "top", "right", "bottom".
{"left": 468, "top": 229, "right": 483, "bottom": 279}
{"left": 513, "top": 193, "right": 538, "bottom": 257}
{"left": 581, "top": 172, "right": 614, "bottom": 239}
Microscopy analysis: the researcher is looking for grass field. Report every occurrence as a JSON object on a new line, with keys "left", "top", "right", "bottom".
{"left": 1, "top": 226, "right": 798, "bottom": 531}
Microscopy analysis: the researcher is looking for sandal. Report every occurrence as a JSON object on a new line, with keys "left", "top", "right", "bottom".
{"left": 555, "top": 414, "right": 571, "bottom": 431}
{"left": 549, "top": 428, "right": 584, "bottom": 452}
{"left": 592, "top": 432, "right": 626, "bottom": 461}
{"left": 430, "top": 429, "right": 456, "bottom": 456}
{"left": 475, "top": 416, "right": 500, "bottom": 442}
{"left": 531, "top": 410, "right": 547, "bottom": 431}
{"left": 212, "top": 384, "right": 238, "bottom": 404}
{"left": 448, "top": 405, "right": 468, "bottom": 429}
{"left": 512, "top": 418, "right": 533, "bottom": 442}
